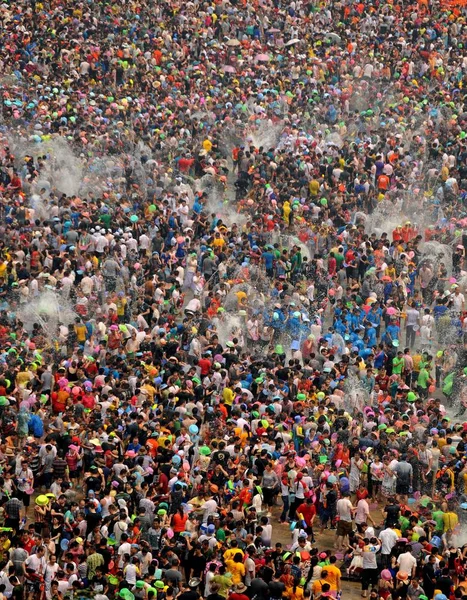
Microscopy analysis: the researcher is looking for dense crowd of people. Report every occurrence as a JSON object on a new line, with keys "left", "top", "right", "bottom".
{"left": 2, "top": 0, "right": 467, "bottom": 599}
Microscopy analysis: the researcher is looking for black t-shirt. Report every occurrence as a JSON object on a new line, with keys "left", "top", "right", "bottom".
{"left": 178, "top": 592, "right": 199, "bottom": 600}
{"left": 326, "top": 489, "right": 338, "bottom": 509}
{"left": 97, "top": 545, "right": 112, "bottom": 569}
{"left": 211, "top": 450, "right": 229, "bottom": 466}
{"left": 255, "top": 457, "right": 268, "bottom": 477}
{"left": 276, "top": 367, "right": 290, "bottom": 381}
{"left": 269, "top": 579, "right": 285, "bottom": 594}
{"left": 384, "top": 503, "right": 400, "bottom": 526}
{"left": 436, "top": 575, "right": 453, "bottom": 596}
{"left": 259, "top": 565, "right": 274, "bottom": 583}
{"left": 86, "top": 511, "right": 102, "bottom": 532}
{"left": 250, "top": 578, "right": 269, "bottom": 598}
{"left": 85, "top": 475, "right": 102, "bottom": 492}
{"left": 91, "top": 574, "right": 107, "bottom": 592}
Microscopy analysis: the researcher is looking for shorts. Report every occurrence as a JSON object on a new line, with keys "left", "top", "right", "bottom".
{"left": 361, "top": 568, "right": 379, "bottom": 590}
{"left": 19, "top": 490, "right": 31, "bottom": 507}
{"left": 336, "top": 519, "right": 353, "bottom": 537}
{"left": 396, "top": 482, "right": 410, "bottom": 495}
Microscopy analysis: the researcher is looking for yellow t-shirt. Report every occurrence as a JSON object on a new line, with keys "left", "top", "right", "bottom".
{"left": 412, "top": 354, "right": 422, "bottom": 372}
{"left": 443, "top": 511, "right": 459, "bottom": 532}
{"left": 222, "top": 387, "right": 234, "bottom": 407}
{"left": 325, "top": 565, "right": 341, "bottom": 591}
{"left": 223, "top": 548, "right": 244, "bottom": 562}
{"left": 75, "top": 323, "right": 87, "bottom": 342}
{"left": 309, "top": 180, "right": 320, "bottom": 196}
{"left": 142, "top": 384, "right": 156, "bottom": 401}
{"left": 225, "top": 559, "right": 245, "bottom": 584}
{"left": 16, "top": 371, "right": 32, "bottom": 386}
{"left": 285, "top": 586, "right": 304, "bottom": 600}
{"left": 203, "top": 139, "right": 213, "bottom": 152}
{"left": 212, "top": 237, "right": 225, "bottom": 248}
{"left": 116, "top": 298, "right": 127, "bottom": 316}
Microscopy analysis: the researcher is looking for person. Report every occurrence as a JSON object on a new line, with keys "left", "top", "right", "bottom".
{"left": 397, "top": 545, "right": 417, "bottom": 579}
{"left": 361, "top": 538, "right": 381, "bottom": 598}
{"left": 335, "top": 493, "right": 355, "bottom": 551}
{"left": 422, "top": 555, "right": 437, "bottom": 600}
{"left": 380, "top": 526, "right": 399, "bottom": 569}
{"left": 394, "top": 455, "right": 413, "bottom": 503}
{"left": 261, "top": 463, "right": 279, "bottom": 516}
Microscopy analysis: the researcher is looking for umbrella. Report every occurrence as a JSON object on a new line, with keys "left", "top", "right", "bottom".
{"left": 285, "top": 38, "right": 300, "bottom": 46}
{"left": 226, "top": 38, "right": 241, "bottom": 47}
{"left": 256, "top": 53, "right": 270, "bottom": 61}
{"left": 222, "top": 65, "right": 236, "bottom": 73}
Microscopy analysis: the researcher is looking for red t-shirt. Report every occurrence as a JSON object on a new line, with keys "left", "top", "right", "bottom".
{"left": 178, "top": 158, "right": 195, "bottom": 172}
{"left": 296, "top": 502, "right": 317, "bottom": 526}
{"left": 198, "top": 358, "right": 211, "bottom": 375}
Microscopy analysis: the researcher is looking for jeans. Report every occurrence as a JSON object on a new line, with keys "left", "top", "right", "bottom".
{"left": 280, "top": 495, "right": 289, "bottom": 521}
{"left": 406, "top": 325, "right": 417, "bottom": 348}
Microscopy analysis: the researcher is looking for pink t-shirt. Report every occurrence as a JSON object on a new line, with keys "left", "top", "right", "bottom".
{"left": 355, "top": 499, "right": 370, "bottom": 524}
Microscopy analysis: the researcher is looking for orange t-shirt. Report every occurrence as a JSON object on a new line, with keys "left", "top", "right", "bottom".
{"left": 171, "top": 513, "right": 188, "bottom": 533}
{"left": 146, "top": 438, "right": 158, "bottom": 457}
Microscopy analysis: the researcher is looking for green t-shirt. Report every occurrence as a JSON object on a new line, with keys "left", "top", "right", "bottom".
{"left": 212, "top": 574, "right": 233, "bottom": 598}
{"left": 100, "top": 213, "right": 112, "bottom": 227}
{"left": 417, "top": 368, "right": 430, "bottom": 389}
{"left": 432, "top": 510, "right": 445, "bottom": 532}
{"left": 392, "top": 356, "right": 404, "bottom": 375}
{"left": 216, "top": 528, "right": 226, "bottom": 542}
{"left": 335, "top": 253, "right": 345, "bottom": 268}
{"left": 399, "top": 515, "right": 410, "bottom": 533}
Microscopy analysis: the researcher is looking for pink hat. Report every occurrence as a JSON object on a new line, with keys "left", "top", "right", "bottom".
{"left": 381, "top": 570, "right": 392, "bottom": 581}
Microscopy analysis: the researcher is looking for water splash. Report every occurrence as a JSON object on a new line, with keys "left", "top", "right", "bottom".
{"left": 18, "top": 290, "right": 77, "bottom": 346}
{"left": 419, "top": 240, "right": 453, "bottom": 276}
{"left": 343, "top": 374, "right": 369, "bottom": 414}
{"left": 244, "top": 120, "right": 284, "bottom": 151}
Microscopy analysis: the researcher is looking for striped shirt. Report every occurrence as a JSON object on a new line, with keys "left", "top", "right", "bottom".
{"left": 5, "top": 498, "right": 22, "bottom": 520}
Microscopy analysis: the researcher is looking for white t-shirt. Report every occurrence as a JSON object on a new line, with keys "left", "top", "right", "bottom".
{"left": 452, "top": 293, "right": 465, "bottom": 312}
{"left": 380, "top": 528, "right": 398, "bottom": 554}
{"left": 336, "top": 498, "right": 353, "bottom": 522}
{"left": 118, "top": 542, "right": 132, "bottom": 567}
{"left": 25, "top": 554, "right": 46, "bottom": 575}
{"left": 245, "top": 556, "right": 256, "bottom": 586}
{"left": 202, "top": 499, "right": 218, "bottom": 522}
{"left": 397, "top": 551, "right": 417, "bottom": 574}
